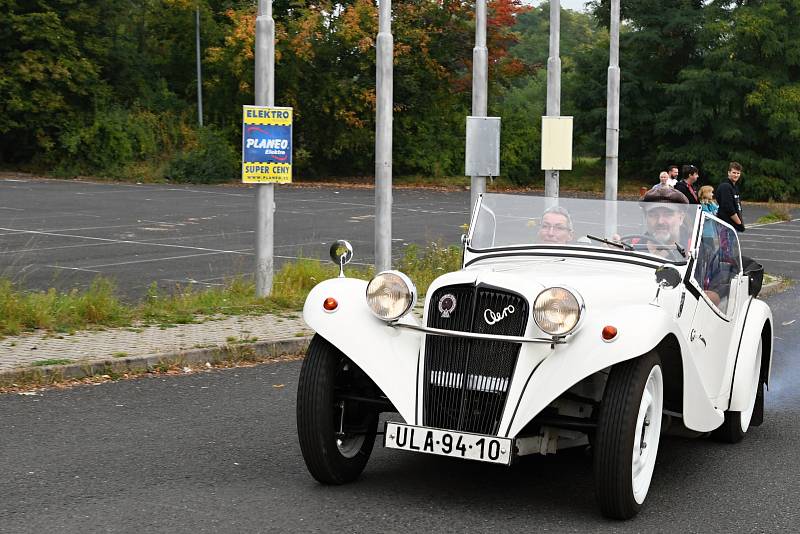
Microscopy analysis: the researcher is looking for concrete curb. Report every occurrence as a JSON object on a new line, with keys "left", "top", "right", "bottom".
{"left": 0, "top": 336, "right": 312, "bottom": 387}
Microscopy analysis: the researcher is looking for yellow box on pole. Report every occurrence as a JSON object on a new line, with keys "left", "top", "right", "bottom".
{"left": 541, "top": 116, "right": 573, "bottom": 171}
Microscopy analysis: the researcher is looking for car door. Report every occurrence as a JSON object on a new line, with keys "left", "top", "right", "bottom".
{"left": 687, "top": 217, "right": 742, "bottom": 401}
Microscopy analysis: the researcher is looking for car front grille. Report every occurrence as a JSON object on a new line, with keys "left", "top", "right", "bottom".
{"left": 423, "top": 284, "right": 528, "bottom": 435}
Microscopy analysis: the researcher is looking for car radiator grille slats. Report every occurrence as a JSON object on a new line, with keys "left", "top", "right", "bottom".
{"left": 423, "top": 285, "right": 528, "bottom": 436}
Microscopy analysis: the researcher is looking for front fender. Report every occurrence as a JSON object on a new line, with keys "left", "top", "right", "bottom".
{"left": 729, "top": 298, "right": 773, "bottom": 411}
{"left": 505, "top": 304, "right": 724, "bottom": 437}
{"left": 303, "top": 278, "right": 422, "bottom": 424}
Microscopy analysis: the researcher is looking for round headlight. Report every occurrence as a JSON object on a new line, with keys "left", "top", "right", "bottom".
{"left": 533, "top": 287, "right": 584, "bottom": 336}
{"left": 366, "top": 271, "right": 417, "bottom": 321}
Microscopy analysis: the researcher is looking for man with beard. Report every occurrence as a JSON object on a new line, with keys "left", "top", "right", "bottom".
{"left": 636, "top": 187, "right": 690, "bottom": 260}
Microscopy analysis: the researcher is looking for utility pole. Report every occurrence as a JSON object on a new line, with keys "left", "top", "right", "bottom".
{"left": 196, "top": 6, "right": 203, "bottom": 127}
{"left": 469, "top": 0, "right": 488, "bottom": 216}
{"left": 605, "top": 0, "right": 620, "bottom": 201}
{"left": 544, "top": 0, "right": 561, "bottom": 198}
{"left": 254, "top": 0, "right": 275, "bottom": 296}
{"left": 375, "top": 0, "right": 393, "bottom": 273}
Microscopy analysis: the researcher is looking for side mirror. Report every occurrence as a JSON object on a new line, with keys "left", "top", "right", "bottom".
{"left": 654, "top": 265, "right": 682, "bottom": 289}
{"left": 329, "top": 240, "right": 354, "bottom": 278}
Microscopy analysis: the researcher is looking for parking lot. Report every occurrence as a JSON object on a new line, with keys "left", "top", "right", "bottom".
{"left": 0, "top": 176, "right": 797, "bottom": 300}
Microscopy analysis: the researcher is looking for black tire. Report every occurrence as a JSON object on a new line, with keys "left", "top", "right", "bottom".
{"left": 711, "top": 381, "right": 764, "bottom": 442}
{"left": 594, "top": 352, "right": 663, "bottom": 520}
{"left": 297, "top": 335, "right": 378, "bottom": 485}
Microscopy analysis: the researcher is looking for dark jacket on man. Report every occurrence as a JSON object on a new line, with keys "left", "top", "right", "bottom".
{"left": 675, "top": 180, "right": 699, "bottom": 204}
{"left": 716, "top": 178, "right": 744, "bottom": 231}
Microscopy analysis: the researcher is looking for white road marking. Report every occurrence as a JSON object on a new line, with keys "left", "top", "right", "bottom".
{"left": 83, "top": 250, "right": 252, "bottom": 269}
{"left": 0, "top": 206, "right": 24, "bottom": 211}
{"left": 0, "top": 227, "right": 252, "bottom": 256}
{"left": 44, "top": 265, "right": 101, "bottom": 273}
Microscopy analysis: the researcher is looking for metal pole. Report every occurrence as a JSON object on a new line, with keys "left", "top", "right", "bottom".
{"left": 255, "top": 0, "right": 275, "bottom": 296}
{"left": 195, "top": 6, "right": 203, "bottom": 127}
{"left": 544, "top": 0, "right": 561, "bottom": 198}
{"left": 375, "top": 0, "right": 393, "bottom": 272}
{"left": 470, "top": 0, "right": 488, "bottom": 215}
{"left": 605, "top": 0, "right": 620, "bottom": 202}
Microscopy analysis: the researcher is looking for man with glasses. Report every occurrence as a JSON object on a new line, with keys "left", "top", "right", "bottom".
{"left": 538, "top": 206, "right": 575, "bottom": 244}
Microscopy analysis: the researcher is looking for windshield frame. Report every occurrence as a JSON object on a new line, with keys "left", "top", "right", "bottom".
{"left": 465, "top": 193, "right": 701, "bottom": 267}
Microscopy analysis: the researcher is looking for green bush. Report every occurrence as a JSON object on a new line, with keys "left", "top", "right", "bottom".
{"left": 165, "top": 126, "right": 239, "bottom": 183}
{"left": 55, "top": 107, "right": 185, "bottom": 177}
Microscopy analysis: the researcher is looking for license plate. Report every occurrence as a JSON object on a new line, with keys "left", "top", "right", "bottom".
{"left": 383, "top": 422, "right": 513, "bottom": 465}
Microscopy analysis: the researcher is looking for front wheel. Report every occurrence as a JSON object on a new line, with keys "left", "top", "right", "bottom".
{"left": 297, "top": 335, "right": 378, "bottom": 484}
{"left": 594, "top": 352, "right": 664, "bottom": 520}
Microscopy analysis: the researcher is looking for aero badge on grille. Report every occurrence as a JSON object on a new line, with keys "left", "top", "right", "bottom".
{"left": 438, "top": 294, "right": 457, "bottom": 318}
{"left": 484, "top": 305, "right": 515, "bottom": 325}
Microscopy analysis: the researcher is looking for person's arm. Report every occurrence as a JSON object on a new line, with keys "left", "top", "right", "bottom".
{"left": 731, "top": 213, "right": 743, "bottom": 226}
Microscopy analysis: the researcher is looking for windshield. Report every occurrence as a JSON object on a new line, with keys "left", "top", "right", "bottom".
{"left": 470, "top": 193, "right": 700, "bottom": 263}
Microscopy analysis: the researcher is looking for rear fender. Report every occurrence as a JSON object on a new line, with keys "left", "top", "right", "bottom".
{"left": 729, "top": 298, "right": 773, "bottom": 411}
{"left": 303, "top": 278, "right": 422, "bottom": 424}
{"left": 504, "top": 304, "right": 724, "bottom": 437}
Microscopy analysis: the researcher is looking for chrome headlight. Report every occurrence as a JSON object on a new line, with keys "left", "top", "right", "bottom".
{"left": 366, "top": 271, "right": 417, "bottom": 321}
{"left": 533, "top": 286, "right": 584, "bottom": 336}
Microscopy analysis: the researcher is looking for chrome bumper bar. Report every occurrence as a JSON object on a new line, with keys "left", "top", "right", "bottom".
{"left": 389, "top": 322, "right": 564, "bottom": 345}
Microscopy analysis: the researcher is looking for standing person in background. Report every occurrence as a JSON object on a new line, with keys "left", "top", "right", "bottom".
{"left": 715, "top": 162, "right": 745, "bottom": 232}
{"left": 698, "top": 185, "right": 718, "bottom": 216}
{"left": 699, "top": 185, "right": 719, "bottom": 240}
{"left": 650, "top": 171, "right": 671, "bottom": 190}
{"left": 675, "top": 164, "right": 700, "bottom": 204}
{"left": 667, "top": 165, "right": 679, "bottom": 187}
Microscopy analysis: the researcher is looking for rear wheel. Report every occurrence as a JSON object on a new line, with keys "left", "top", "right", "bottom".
{"left": 297, "top": 335, "right": 379, "bottom": 484}
{"left": 594, "top": 352, "right": 663, "bottom": 520}
{"left": 712, "top": 336, "right": 763, "bottom": 443}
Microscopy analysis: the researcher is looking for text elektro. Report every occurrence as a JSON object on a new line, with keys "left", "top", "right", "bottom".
{"left": 246, "top": 138, "right": 289, "bottom": 150}
{"left": 245, "top": 109, "right": 291, "bottom": 119}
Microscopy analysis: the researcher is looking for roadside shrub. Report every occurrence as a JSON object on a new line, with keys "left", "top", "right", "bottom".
{"left": 164, "top": 126, "right": 239, "bottom": 183}
{"left": 57, "top": 107, "right": 183, "bottom": 176}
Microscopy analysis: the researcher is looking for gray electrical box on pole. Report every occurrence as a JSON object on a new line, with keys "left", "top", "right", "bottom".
{"left": 374, "top": 0, "right": 393, "bottom": 273}
{"left": 254, "top": 0, "right": 275, "bottom": 297}
{"left": 465, "top": 117, "right": 501, "bottom": 178}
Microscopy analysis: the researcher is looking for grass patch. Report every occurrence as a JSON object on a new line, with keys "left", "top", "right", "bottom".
{"left": 31, "top": 359, "right": 73, "bottom": 367}
{"left": 756, "top": 201, "right": 792, "bottom": 224}
{"left": 0, "top": 241, "right": 458, "bottom": 338}
{"left": 0, "top": 278, "right": 130, "bottom": 337}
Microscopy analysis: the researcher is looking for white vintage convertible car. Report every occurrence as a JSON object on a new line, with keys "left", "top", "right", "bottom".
{"left": 296, "top": 193, "right": 773, "bottom": 519}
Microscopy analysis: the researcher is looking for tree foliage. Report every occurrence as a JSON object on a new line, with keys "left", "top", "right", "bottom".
{"left": 1, "top": 0, "right": 799, "bottom": 198}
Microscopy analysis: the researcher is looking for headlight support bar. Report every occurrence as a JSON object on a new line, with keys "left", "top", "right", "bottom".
{"left": 389, "top": 322, "right": 565, "bottom": 344}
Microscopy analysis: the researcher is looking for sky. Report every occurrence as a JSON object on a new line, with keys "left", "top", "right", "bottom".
{"left": 531, "top": 0, "right": 590, "bottom": 13}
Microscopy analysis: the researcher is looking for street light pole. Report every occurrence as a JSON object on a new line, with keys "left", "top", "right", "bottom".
{"left": 255, "top": 0, "right": 275, "bottom": 296}
{"left": 605, "top": 0, "right": 620, "bottom": 201}
{"left": 544, "top": 0, "right": 561, "bottom": 198}
{"left": 375, "top": 0, "right": 393, "bottom": 273}
{"left": 196, "top": 6, "right": 203, "bottom": 127}
{"left": 470, "top": 0, "right": 488, "bottom": 215}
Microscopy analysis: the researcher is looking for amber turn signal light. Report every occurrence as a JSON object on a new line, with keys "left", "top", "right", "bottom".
{"left": 323, "top": 297, "right": 338, "bottom": 312}
{"left": 601, "top": 325, "right": 618, "bottom": 341}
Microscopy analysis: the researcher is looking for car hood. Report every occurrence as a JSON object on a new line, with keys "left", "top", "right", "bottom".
{"left": 428, "top": 256, "right": 668, "bottom": 311}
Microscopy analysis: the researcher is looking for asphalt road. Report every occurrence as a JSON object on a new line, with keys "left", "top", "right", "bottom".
{"left": 1, "top": 177, "right": 798, "bottom": 300}
{"left": 1, "top": 288, "right": 798, "bottom": 533}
